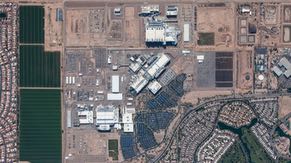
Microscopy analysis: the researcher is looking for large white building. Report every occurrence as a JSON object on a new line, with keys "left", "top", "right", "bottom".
{"left": 130, "top": 53, "right": 170, "bottom": 95}
{"left": 96, "top": 105, "right": 119, "bottom": 131}
{"left": 111, "top": 75, "right": 120, "bottom": 93}
{"left": 122, "top": 113, "right": 134, "bottom": 132}
{"left": 145, "top": 19, "right": 180, "bottom": 46}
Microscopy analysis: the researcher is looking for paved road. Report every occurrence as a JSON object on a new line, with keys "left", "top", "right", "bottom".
{"left": 152, "top": 93, "right": 291, "bottom": 162}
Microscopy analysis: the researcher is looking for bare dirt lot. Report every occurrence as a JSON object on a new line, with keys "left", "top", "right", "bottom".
{"left": 65, "top": 6, "right": 124, "bottom": 47}
{"left": 124, "top": 6, "right": 141, "bottom": 47}
{"left": 196, "top": 3, "right": 235, "bottom": 50}
{"left": 236, "top": 50, "right": 253, "bottom": 92}
{"left": 181, "top": 90, "right": 232, "bottom": 105}
{"left": 44, "top": 4, "right": 63, "bottom": 51}
{"left": 278, "top": 96, "right": 291, "bottom": 118}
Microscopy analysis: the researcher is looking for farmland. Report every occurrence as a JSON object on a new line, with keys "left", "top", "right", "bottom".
{"left": 19, "top": 89, "right": 61, "bottom": 163}
{"left": 20, "top": 45, "right": 60, "bottom": 87}
{"left": 19, "top": 6, "right": 44, "bottom": 44}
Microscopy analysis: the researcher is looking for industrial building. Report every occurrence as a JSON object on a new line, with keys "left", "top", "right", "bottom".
{"left": 78, "top": 110, "right": 94, "bottom": 124}
{"left": 107, "top": 93, "right": 123, "bottom": 100}
{"left": 139, "top": 5, "right": 160, "bottom": 16}
{"left": 111, "top": 75, "right": 120, "bottom": 93}
{"left": 130, "top": 53, "right": 171, "bottom": 95}
{"left": 166, "top": 5, "right": 178, "bottom": 17}
{"left": 183, "top": 23, "right": 190, "bottom": 42}
{"left": 122, "top": 113, "right": 134, "bottom": 133}
{"left": 145, "top": 19, "right": 181, "bottom": 46}
{"left": 278, "top": 57, "right": 291, "bottom": 78}
{"left": 148, "top": 80, "right": 162, "bottom": 94}
{"left": 96, "top": 105, "right": 119, "bottom": 131}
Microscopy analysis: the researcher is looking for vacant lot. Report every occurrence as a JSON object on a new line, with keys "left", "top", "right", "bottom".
{"left": 20, "top": 89, "right": 61, "bottom": 163}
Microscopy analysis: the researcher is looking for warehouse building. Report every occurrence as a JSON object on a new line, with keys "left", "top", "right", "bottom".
{"left": 96, "top": 105, "right": 119, "bottom": 131}
{"left": 111, "top": 75, "right": 120, "bottom": 93}
{"left": 183, "top": 23, "right": 190, "bottom": 42}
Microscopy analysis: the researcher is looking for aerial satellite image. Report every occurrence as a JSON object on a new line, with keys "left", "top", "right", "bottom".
{"left": 0, "top": 0, "right": 291, "bottom": 163}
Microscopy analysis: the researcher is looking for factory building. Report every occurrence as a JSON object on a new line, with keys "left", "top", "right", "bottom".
{"left": 130, "top": 53, "right": 170, "bottom": 95}
{"left": 122, "top": 113, "right": 134, "bottom": 133}
{"left": 78, "top": 110, "right": 94, "bottom": 124}
{"left": 271, "top": 66, "right": 283, "bottom": 77}
{"left": 166, "top": 5, "right": 178, "bottom": 17}
{"left": 148, "top": 80, "right": 162, "bottom": 94}
{"left": 145, "top": 19, "right": 181, "bottom": 46}
{"left": 96, "top": 105, "right": 119, "bottom": 131}
{"left": 278, "top": 57, "right": 291, "bottom": 78}
{"left": 139, "top": 5, "right": 160, "bottom": 16}
{"left": 271, "top": 57, "right": 291, "bottom": 79}
{"left": 146, "top": 53, "right": 170, "bottom": 79}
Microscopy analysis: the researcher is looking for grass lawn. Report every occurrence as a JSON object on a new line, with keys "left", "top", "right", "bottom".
{"left": 108, "top": 139, "right": 118, "bottom": 160}
{"left": 198, "top": 32, "right": 215, "bottom": 45}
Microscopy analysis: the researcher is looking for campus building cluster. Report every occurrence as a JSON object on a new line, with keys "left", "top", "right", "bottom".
{"left": 129, "top": 53, "right": 171, "bottom": 95}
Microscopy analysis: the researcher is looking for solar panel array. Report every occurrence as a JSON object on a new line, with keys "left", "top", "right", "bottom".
{"left": 120, "top": 133, "right": 136, "bottom": 160}
{"left": 136, "top": 123, "right": 157, "bottom": 150}
{"left": 136, "top": 112, "right": 175, "bottom": 132}
{"left": 147, "top": 74, "right": 186, "bottom": 109}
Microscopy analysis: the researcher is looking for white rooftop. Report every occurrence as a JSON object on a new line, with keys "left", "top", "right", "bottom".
{"left": 122, "top": 113, "right": 134, "bottom": 133}
{"left": 107, "top": 93, "right": 123, "bottom": 100}
{"left": 112, "top": 75, "right": 120, "bottom": 93}
{"left": 96, "top": 105, "right": 119, "bottom": 125}
{"left": 78, "top": 110, "right": 94, "bottom": 124}
{"left": 148, "top": 80, "right": 162, "bottom": 94}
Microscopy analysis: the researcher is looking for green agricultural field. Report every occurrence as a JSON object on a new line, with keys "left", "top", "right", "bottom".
{"left": 20, "top": 89, "right": 61, "bottom": 163}
{"left": 241, "top": 128, "right": 274, "bottom": 163}
{"left": 198, "top": 32, "right": 215, "bottom": 45}
{"left": 20, "top": 45, "right": 60, "bottom": 87}
{"left": 108, "top": 139, "right": 119, "bottom": 160}
{"left": 19, "top": 6, "right": 44, "bottom": 44}
{"left": 218, "top": 141, "right": 246, "bottom": 163}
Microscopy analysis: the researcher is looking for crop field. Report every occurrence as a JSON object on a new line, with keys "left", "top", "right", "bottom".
{"left": 19, "top": 89, "right": 61, "bottom": 163}
{"left": 20, "top": 45, "right": 60, "bottom": 87}
{"left": 19, "top": 6, "right": 44, "bottom": 44}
